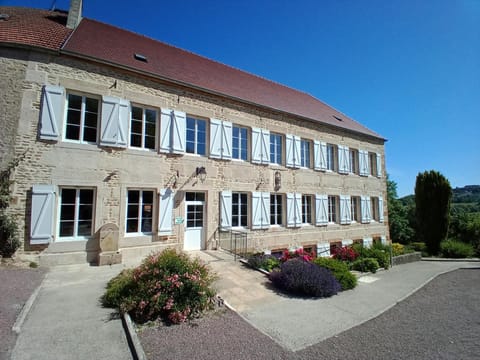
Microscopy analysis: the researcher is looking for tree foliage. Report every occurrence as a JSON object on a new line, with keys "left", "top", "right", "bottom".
{"left": 415, "top": 170, "right": 452, "bottom": 255}
{"left": 387, "top": 175, "right": 414, "bottom": 244}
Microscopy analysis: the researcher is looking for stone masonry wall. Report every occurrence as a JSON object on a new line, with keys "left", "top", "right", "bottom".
{"left": 4, "top": 47, "right": 388, "bottom": 259}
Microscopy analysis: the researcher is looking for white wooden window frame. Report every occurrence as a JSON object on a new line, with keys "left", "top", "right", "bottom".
{"left": 270, "top": 133, "right": 283, "bottom": 165}
{"left": 300, "top": 139, "right": 311, "bottom": 168}
{"left": 270, "top": 194, "right": 283, "bottom": 226}
{"left": 328, "top": 195, "right": 338, "bottom": 223}
{"left": 129, "top": 105, "right": 157, "bottom": 150}
{"left": 64, "top": 92, "right": 100, "bottom": 144}
{"left": 231, "top": 124, "right": 248, "bottom": 161}
{"left": 57, "top": 187, "right": 95, "bottom": 241}
{"left": 126, "top": 189, "right": 155, "bottom": 235}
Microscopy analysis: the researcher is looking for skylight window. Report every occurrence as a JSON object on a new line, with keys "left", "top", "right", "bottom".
{"left": 134, "top": 53, "right": 148, "bottom": 62}
{"left": 333, "top": 115, "right": 343, "bottom": 122}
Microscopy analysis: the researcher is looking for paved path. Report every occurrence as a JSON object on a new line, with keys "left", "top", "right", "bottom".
{"left": 11, "top": 264, "right": 131, "bottom": 360}
{"left": 195, "top": 251, "right": 479, "bottom": 351}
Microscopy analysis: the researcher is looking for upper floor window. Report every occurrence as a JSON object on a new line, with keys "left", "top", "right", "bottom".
{"left": 126, "top": 190, "right": 154, "bottom": 234}
{"left": 270, "top": 133, "right": 282, "bottom": 165}
{"left": 369, "top": 152, "right": 378, "bottom": 176}
{"left": 65, "top": 93, "right": 99, "bottom": 143}
{"left": 328, "top": 195, "right": 338, "bottom": 223}
{"left": 300, "top": 140, "right": 311, "bottom": 168}
{"left": 232, "top": 125, "right": 248, "bottom": 160}
{"left": 232, "top": 192, "right": 248, "bottom": 227}
{"left": 270, "top": 194, "right": 283, "bottom": 225}
{"left": 59, "top": 188, "right": 95, "bottom": 239}
{"left": 327, "top": 144, "right": 336, "bottom": 171}
{"left": 349, "top": 148, "right": 358, "bottom": 174}
{"left": 130, "top": 106, "right": 156, "bottom": 150}
{"left": 301, "top": 195, "right": 312, "bottom": 224}
{"left": 186, "top": 116, "right": 206, "bottom": 155}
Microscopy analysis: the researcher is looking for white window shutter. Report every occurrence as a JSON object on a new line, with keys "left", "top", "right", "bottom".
{"left": 378, "top": 196, "right": 384, "bottom": 222}
{"left": 172, "top": 110, "right": 186, "bottom": 154}
{"left": 220, "top": 191, "right": 232, "bottom": 229}
{"left": 251, "top": 127, "right": 261, "bottom": 164}
{"left": 117, "top": 99, "right": 130, "bottom": 147}
{"left": 315, "top": 194, "right": 328, "bottom": 226}
{"left": 160, "top": 108, "right": 172, "bottom": 153}
{"left": 363, "top": 237, "right": 373, "bottom": 248}
{"left": 376, "top": 153, "right": 382, "bottom": 177}
{"left": 342, "top": 239, "right": 353, "bottom": 247}
{"left": 209, "top": 118, "right": 222, "bottom": 159}
{"left": 340, "top": 195, "right": 352, "bottom": 225}
{"left": 222, "top": 121, "right": 232, "bottom": 160}
{"left": 314, "top": 141, "right": 321, "bottom": 170}
{"left": 360, "top": 196, "right": 369, "bottom": 223}
{"left": 261, "top": 192, "right": 270, "bottom": 229}
{"left": 314, "top": 141, "right": 328, "bottom": 171}
{"left": 286, "top": 134, "right": 294, "bottom": 168}
{"left": 338, "top": 146, "right": 345, "bottom": 174}
{"left": 287, "top": 193, "right": 299, "bottom": 227}
{"left": 317, "top": 242, "right": 330, "bottom": 257}
{"left": 100, "top": 96, "right": 129, "bottom": 148}
{"left": 252, "top": 192, "right": 269, "bottom": 229}
{"left": 366, "top": 196, "right": 372, "bottom": 222}
{"left": 338, "top": 146, "right": 349, "bottom": 174}
{"left": 260, "top": 129, "right": 270, "bottom": 164}
{"left": 381, "top": 235, "right": 387, "bottom": 245}
{"left": 359, "top": 150, "right": 369, "bottom": 176}
{"left": 158, "top": 188, "right": 174, "bottom": 235}
{"left": 293, "top": 136, "right": 301, "bottom": 168}
{"left": 30, "top": 185, "right": 55, "bottom": 244}
{"left": 39, "top": 85, "right": 64, "bottom": 141}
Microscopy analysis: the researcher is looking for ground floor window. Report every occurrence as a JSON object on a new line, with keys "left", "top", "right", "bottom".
{"left": 270, "top": 194, "right": 283, "bottom": 225}
{"left": 301, "top": 195, "right": 312, "bottom": 224}
{"left": 126, "top": 190, "right": 154, "bottom": 233}
{"left": 328, "top": 195, "right": 338, "bottom": 223}
{"left": 351, "top": 196, "right": 360, "bottom": 222}
{"left": 59, "top": 188, "right": 94, "bottom": 238}
{"left": 232, "top": 192, "right": 248, "bottom": 227}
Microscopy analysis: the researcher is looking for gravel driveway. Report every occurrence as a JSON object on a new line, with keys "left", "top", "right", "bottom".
{"left": 138, "top": 268, "right": 480, "bottom": 360}
{"left": 0, "top": 265, "right": 46, "bottom": 360}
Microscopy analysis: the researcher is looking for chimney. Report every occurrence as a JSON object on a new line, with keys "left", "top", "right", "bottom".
{"left": 66, "top": 0, "right": 83, "bottom": 29}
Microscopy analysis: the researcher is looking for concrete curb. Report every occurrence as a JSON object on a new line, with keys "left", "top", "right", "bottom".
{"left": 12, "top": 275, "right": 47, "bottom": 334}
{"left": 422, "top": 257, "right": 480, "bottom": 262}
{"left": 122, "top": 313, "right": 147, "bottom": 360}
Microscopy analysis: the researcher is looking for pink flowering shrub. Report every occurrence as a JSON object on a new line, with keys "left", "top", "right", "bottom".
{"left": 331, "top": 246, "right": 359, "bottom": 262}
{"left": 280, "top": 248, "right": 313, "bottom": 263}
{"left": 102, "top": 249, "right": 216, "bottom": 324}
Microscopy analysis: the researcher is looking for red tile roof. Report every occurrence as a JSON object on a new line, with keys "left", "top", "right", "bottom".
{"left": 1, "top": 7, "right": 383, "bottom": 140}
{"left": 0, "top": 7, "right": 72, "bottom": 51}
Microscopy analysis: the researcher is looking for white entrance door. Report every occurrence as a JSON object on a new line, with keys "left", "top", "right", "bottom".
{"left": 184, "top": 192, "right": 205, "bottom": 250}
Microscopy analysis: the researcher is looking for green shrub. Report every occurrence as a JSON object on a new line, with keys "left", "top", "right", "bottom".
{"left": 0, "top": 212, "right": 20, "bottom": 257}
{"left": 352, "top": 243, "right": 391, "bottom": 269}
{"left": 102, "top": 249, "right": 216, "bottom": 324}
{"left": 352, "top": 257, "right": 380, "bottom": 273}
{"left": 247, "top": 253, "right": 280, "bottom": 272}
{"left": 313, "top": 257, "right": 357, "bottom": 291}
{"left": 391, "top": 243, "right": 404, "bottom": 256}
{"left": 440, "top": 240, "right": 474, "bottom": 258}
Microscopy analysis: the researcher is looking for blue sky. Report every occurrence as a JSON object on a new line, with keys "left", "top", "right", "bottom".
{"left": 4, "top": 0, "right": 479, "bottom": 196}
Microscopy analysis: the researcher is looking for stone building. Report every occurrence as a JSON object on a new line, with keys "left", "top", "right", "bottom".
{"left": 0, "top": 1, "right": 388, "bottom": 265}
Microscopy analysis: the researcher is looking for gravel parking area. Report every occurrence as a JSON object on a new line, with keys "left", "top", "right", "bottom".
{"left": 138, "top": 268, "right": 480, "bottom": 360}
{"left": 0, "top": 265, "right": 46, "bottom": 360}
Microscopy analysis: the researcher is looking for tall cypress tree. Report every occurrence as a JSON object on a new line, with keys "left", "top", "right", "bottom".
{"left": 415, "top": 170, "right": 452, "bottom": 255}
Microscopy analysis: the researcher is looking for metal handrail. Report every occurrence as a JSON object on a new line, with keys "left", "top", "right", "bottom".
{"left": 216, "top": 227, "right": 248, "bottom": 261}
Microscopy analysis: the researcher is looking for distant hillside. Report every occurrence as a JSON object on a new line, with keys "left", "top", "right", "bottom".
{"left": 399, "top": 185, "right": 480, "bottom": 212}
{"left": 452, "top": 185, "right": 480, "bottom": 204}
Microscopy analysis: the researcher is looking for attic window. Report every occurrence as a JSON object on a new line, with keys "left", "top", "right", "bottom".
{"left": 333, "top": 115, "right": 343, "bottom": 122}
{"left": 134, "top": 53, "right": 148, "bottom": 62}
{"left": 0, "top": 14, "right": 10, "bottom": 21}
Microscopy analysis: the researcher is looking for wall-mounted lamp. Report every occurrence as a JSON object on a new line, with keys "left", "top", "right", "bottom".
{"left": 274, "top": 171, "right": 281, "bottom": 191}
{"left": 196, "top": 166, "right": 207, "bottom": 183}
